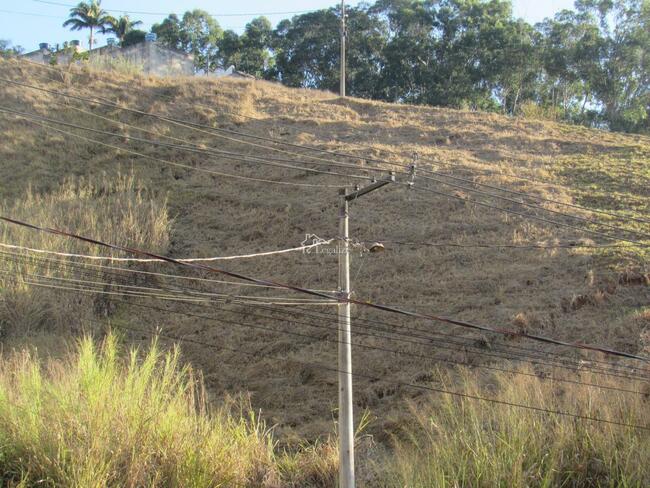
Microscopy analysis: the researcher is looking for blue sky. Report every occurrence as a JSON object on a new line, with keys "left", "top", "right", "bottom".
{"left": 1, "top": 0, "right": 576, "bottom": 52}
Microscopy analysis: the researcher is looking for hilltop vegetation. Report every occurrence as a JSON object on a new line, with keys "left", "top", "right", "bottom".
{"left": 0, "top": 58, "right": 648, "bottom": 485}
{"left": 6, "top": 1, "right": 648, "bottom": 133}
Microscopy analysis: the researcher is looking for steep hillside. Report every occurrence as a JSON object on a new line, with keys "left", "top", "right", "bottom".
{"left": 0, "top": 58, "right": 649, "bottom": 443}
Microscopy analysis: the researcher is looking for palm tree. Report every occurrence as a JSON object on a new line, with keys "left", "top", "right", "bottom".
{"left": 63, "top": 1, "right": 112, "bottom": 50}
{"left": 106, "top": 15, "right": 143, "bottom": 45}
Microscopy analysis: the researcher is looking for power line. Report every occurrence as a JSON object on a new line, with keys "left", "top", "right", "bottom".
{"left": 0, "top": 107, "right": 356, "bottom": 185}
{"left": 4, "top": 75, "right": 647, "bottom": 242}
{"left": 407, "top": 184, "right": 647, "bottom": 245}
{"left": 370, "top": 238, "right": 632, "bottom": 250}
{"left": 5, "top": 75, "right": 648, "bottom": 245}
{"left": 19, "top": 66, "right": 648, "bottom": 230}
{"left": 2, "top": 106, "right": 644, "bottom": 247}
{"left": 0, "top": 9, "right": 247, "bottom": 30}
{"left": 31, "top": 0, "right": 316, "bottom": 17}
{"left": 0, "top": 8, "right": 61, "bottom": 19}
{"left": 20, "top": 117, "right": 344, "bottom": 189}
{"left": 4, "top": 247, "right": 644, "bottom": 381}
{"left": 0, "top": 248, "right": 333, "bottom": 291}
{"left": 7, "top": 59, "right": 650, "bottom": 234}
{"left": 104, "top": 318, "right": 650, "bottom": 431}
{"left": 41, "top": 96, "right": 374, "bottom": 177}
{"left": 0, "top": 238, "right": 335, "bottom": 262}
{"left": 415, "top": 172, "right": 650, "bottom": 240}
{"left": 1, "top": 262, "right": 644, "bottom": 395}
{"left": 2, "top": 214, "right": 647, "bottom": 362}
{"left": 0, "top": 78, "right": 377, "bottom": 173}
{"left": 0, "top": 268, "right": 336, "bottom": 306}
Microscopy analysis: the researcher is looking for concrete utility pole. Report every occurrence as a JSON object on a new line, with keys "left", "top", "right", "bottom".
{"left": 340, "top": 0, "right": 346, "bottom": 97}
{"left": 337, "top": 175, "right": 394, "bottom": 488}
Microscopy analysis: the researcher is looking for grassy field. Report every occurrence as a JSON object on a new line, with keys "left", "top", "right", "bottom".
{"left": 0, "top": 335, "right": 647, "bottom": 487}
{"left": 0, "top": 58, "right": 648, "bottom": 485}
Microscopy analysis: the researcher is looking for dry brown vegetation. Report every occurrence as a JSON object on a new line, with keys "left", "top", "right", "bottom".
{"left": 0, "top": 58, "right": 649, "bottom": 484}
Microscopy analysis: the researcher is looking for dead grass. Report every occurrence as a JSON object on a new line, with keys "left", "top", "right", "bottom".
{"left": 0, "top": 57, "right": 648, "bottom": 448}
{"left": 0, "top": 172, "right": 169, "bottom": 336}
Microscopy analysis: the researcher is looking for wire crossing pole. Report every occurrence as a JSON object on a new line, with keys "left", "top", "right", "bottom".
{"left": 337, "top": 175, "right": 394, "bottom": 488}
{"left": 340, "top": 0, "right": 346, "bottom": 97}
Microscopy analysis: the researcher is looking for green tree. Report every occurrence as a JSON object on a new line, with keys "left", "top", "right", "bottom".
{"left": 121, "top": 29, "right": 147, "bottom": 48}
{"left": 151, "top": 14, "right": 183, "bottom": 50}
{"left": 0, "top": 40, "right": 23, "bottom": 58}
{"left": 152, "top": 10, "right": 223, "bottom": 72}
{"left": 217, "top": 30, "right": 243, "bottom": 69}
{"left": 106, "top": 15, "right": 143, "bottom": 45}
{"left": 216, "top": 17, "right": 274, "bottom": 77}
{"left": 492, "top": 19, "right": 542, "bottom": 115}
{"left": 62, "top": 0, "right": 112, "bottom": 50}
{"left": 271, "top": 6, "right": 386, "bottom": 97}
{"left": 593, "top": 0, "right": 649, "bottom": 132}
{"left": 368, "top": 0, "right": 434, "bottom": 102}
{"left": 537, "top": 9, "right": 602, "bottom": 117}
{"left": 238, "top": 17, "right": 274, "bottom": 77}
{"left": 270, "top": 10, "right": 340, "bottom": 90}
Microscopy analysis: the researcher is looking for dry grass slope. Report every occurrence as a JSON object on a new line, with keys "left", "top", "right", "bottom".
{"left": 0, "top": 58, "right": 648, "bottom": 485}
{"left": 0, "top": 172, "right": 169, "bottom": 338}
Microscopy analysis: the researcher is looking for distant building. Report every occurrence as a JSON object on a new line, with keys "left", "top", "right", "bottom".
{"left": 21, "top": 35, "right": 255, "bottom": 79}
{"left": 89, "top": 34, "right": 194, "bottom": 76}
{"left": 21, "top": 35, "right": 194, "bottom": 77}
{"left": 21, "top": 40, "right": 84, "bottom": 65}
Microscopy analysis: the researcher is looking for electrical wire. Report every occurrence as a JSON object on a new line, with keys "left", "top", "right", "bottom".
{"left": 31, "top": 0, "right": 317, "bottom": 17}
{"left": 415, "top": 172, "right": 650, "bottom": 240}
{"left": 406, "top": 184, "right": 647, "bottom": 245}
{"left": 2, "top": 106, "right": 644, "bottom": 247}
{"left": 20, "top": 117, "right": 343, "bottom": 189}
{"left": 0, "top": 238, "right": 335, "bottom": 262}
{"left": 2, "top": 276, "right": 338, "bottom": 308}
{"left": 3, "top": 249, "right": 645, "bottom": 381}
{"left": 0, "top": 108, "right": 355, "bottom": 186}
{"left": 4, "top": 76, "right": 647, "bottom": 242}
{"left": 39, "top": 96, "right": 378, "bottom": 178}
{"left": 6, "top": 61, "right": 650, "bottom": 228}
{"left": 2, "top": 214, "right": 647, "bottom": 362}
{"left": 369, "top": 238, "right": 632, "bottom": 250}
{"left": 102, "top": 318, "right": 650, "bottom": 431}
{"left": 9, "top": 69, "right": 647, "bottom": 230}
{"left": 0, "top": 248, "right": 332, "bottom": 291}
{"left": 0, "top": 78, "right": 382, "bottom": 173}
{"left": 1, "top": 263, "right": 645, "bottom": 394}
{"left": 4, "top": 76, "right": 648, "bottom": 246}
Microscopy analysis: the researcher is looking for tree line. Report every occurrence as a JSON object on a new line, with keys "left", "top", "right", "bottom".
{"left": 3, "top": 0, "right": 648, "bottom": 133}
{"left": 151, "top": 0, "right": 649, "bottom": 134}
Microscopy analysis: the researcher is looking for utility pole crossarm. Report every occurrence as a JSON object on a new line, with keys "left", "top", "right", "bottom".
{"left": 343, "top": 174, "right": 395, "bottom": 201}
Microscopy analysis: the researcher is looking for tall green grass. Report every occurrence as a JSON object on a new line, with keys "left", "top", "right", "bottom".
{"left": 0, "top": 333, "right": 343, "bottom": 487}
{"left": 0, "top": 173, "right": 169, "bottom": 336}
{"left": 383, "top": 367, "right": 650, "bottom": 487}
{"left": 0, "top": 333, "right": 280, "bottom": 487}
{"left": 0, "top": 334, "right": 647, "bottom": 487}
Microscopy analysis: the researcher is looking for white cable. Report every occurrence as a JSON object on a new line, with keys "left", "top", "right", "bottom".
{"left": 0, "top": 247, "right": 339, "bottom": 292}
{"left": 0, "top": 238, "right": 334, "bottom": 263}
